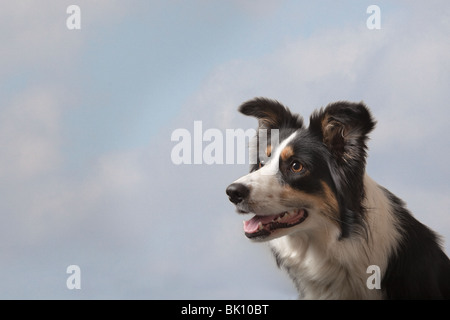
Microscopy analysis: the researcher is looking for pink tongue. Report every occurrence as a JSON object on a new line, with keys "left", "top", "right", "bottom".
{"left": 244, "top": 214, "right": 279, "bottom": 233}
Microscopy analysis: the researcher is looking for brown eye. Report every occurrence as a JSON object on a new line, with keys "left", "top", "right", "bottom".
{"left": 290, "top": 161, "right": 303, "bottom": 173}
{"left": 258, "top": 160, "right": 265, "bottom": 169}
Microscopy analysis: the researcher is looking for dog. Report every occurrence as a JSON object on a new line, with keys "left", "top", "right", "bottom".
{"left": 226, "top": 98, "right": 450, "bottom": 299}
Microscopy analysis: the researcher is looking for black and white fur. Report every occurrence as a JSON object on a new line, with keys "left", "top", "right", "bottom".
{"left": 226, "top": 98, "right": 450, "bottom": 299}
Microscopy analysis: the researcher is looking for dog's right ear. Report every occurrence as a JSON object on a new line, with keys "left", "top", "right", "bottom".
{"left": 238, "top": 98, "right": 304, "bottom": 129}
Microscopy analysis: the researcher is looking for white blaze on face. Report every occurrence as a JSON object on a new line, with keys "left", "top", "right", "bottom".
{"left": 233, "top": 131, "right": 298, "bottom": 215}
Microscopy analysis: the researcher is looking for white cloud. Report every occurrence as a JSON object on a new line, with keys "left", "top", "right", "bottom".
{"left": 0, "top": 87, "right": 62, "bottom": 180}
{"left": 183, "top": 13, "right": 450, "bottom": 155}
{"left": 180, "top": 27, "right": 388, "bottom": 132}
{"left": 0, "top": 0, "right": 132, "bottom": 78}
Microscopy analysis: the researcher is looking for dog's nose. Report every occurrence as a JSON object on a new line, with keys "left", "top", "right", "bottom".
{"left": 226, "top": 183, "right": 250, "bottom": 204}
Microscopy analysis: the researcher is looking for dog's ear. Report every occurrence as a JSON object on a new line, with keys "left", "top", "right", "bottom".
{"left": 309, "top": 101, "right": 376, "bottom": 162}
{"left": 309, "top": 102, "right": 376, "bottom": 238}
{"left": 238, "top": 97, "right": 303, "bottom": 129}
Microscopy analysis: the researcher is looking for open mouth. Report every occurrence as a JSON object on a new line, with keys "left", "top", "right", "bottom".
{"left": 243, "top": 209, "right": 308, "bottom": 239}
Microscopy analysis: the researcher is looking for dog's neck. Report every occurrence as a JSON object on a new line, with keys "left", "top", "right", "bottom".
{"left": 268, "top": 174, "right": 401, "bottom": 299}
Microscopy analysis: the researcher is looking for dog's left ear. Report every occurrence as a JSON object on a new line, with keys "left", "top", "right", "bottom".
{"left": 310, "top": 102, "right": 376, "bottom": 238}
{"left": 309, "top": 101, "right": 376, "bottom": 162}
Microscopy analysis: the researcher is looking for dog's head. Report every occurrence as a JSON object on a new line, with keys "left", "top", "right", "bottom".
{"left": 226, "top": 98, "right": 376, "bottom": 241}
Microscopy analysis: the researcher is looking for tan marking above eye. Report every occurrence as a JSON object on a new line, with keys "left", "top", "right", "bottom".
{"left": 280, "top": 145, "right": 294, "bottom": 161}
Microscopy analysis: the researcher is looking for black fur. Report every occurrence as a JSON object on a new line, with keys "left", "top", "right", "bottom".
{"left": 239, "top": 97, "right": 304, "bottom": 130}
{"left": 381, "top": 188, "right": 450, "bottom": 299}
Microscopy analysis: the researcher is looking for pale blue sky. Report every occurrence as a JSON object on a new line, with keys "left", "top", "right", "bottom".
{"left": 0, "top": 1, "right": 449, "bottom": 299}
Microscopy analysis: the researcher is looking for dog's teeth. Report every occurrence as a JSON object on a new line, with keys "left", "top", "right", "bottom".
{"left": 258, "top": 222, "right": 263, "bottom": 230}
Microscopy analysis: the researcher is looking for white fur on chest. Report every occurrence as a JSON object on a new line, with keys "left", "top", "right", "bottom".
{"left": 268, "top": 175, "right": 401, "bottom": 300}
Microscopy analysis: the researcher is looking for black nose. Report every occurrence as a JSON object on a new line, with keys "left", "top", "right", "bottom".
{"left": 226, "top": 183, "right": 250, "bottom": 205}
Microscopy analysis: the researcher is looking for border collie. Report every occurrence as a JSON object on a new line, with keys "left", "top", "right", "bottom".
{"left": 226, "top": 98, "right": 450, "bottom": 299}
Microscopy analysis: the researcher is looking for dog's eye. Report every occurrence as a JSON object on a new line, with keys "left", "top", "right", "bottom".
{"left": 258, "top": 160, "right": 265, "bottom": 169}
{"left": 290, "top": 161, "right": 303, "bottom": 173}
